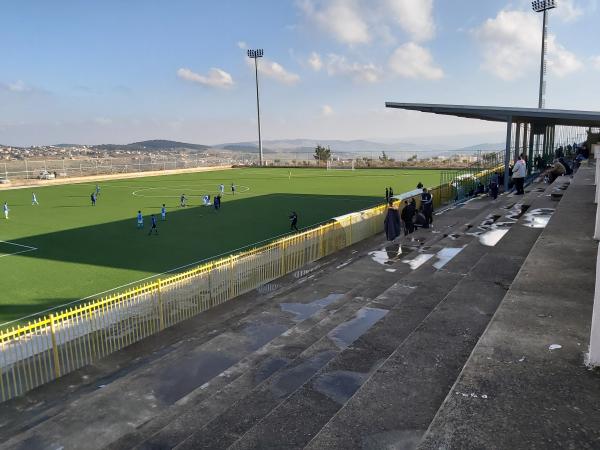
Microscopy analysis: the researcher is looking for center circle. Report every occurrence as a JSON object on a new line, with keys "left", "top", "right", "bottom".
{"left": 132, "top": 184, "right": 250, "bottom": 198}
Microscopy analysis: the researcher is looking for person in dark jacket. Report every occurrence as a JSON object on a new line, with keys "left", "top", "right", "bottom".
{"left": 289, "top": 211, "right": 298, "bottom": 231}
{"left": 490, "top": 172, "right": 499, "bottom": 200}
{"left": 420, "top": 188, "right": 433, "bottom": 227}
{"left": 401, "top": 200, "right": 415, "bottom": 235}
{"left": 384, "top": 200, "right": 401, "bottom": 241}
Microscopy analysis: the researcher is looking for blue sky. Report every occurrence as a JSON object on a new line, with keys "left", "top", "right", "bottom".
{"left": 1, "top": 0, "right": 599, "bottom": 146}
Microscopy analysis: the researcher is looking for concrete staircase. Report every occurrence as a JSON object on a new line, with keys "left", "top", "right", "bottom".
{"left": 0, "top": 179, "right": 567, "bottom": 450}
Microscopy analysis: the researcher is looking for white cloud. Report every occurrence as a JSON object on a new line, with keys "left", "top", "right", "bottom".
{"left": 297, "top": 0, "right": 370, "bottom": 44}
{"left": 386, "top": 0, "right": 435, "bottom": 42}
{"left": 308, "top": 52, "right": 323, "bottom": 71}
{"left": 7, "top": 80, "right": 32, "bottom": 93}
{"left": 559, "top": 0, "right": 584, "bottom": 22}
{"left": 248, "top": 58, "right": 300, "bottom": 85}
{"left": 547, "top": 35, "right": 583, "bottom": 76}
{"left": 297, "top": 0, "right": 436, "bottom": 46}
{"left": 237, "top": 41, "right": 247, "bottom": 49}
{"left": 177, "top": 67, "right": 234, "bottom": 88}
{"left": 325, "top": 54, "right": 382, "bottom": 83}
{"left": 388, "top": 43, "right": 444, "bottom": 80}
{"left": 321, "top": 104, "right": 334, "bottom": 116}
{"left": 474, "top": 10, "right": 582, "bottom": 80}
{"left": 592, "top": 56, "right": 600, "bottom": 71}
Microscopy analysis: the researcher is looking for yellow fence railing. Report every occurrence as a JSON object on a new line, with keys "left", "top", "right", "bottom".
{"left": 0, "top": 184, "right": 460, "bottom": 403}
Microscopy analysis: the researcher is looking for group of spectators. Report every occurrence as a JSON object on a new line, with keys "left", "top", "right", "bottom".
{"left": 384, "top": 185, "right": 433, "bottom": 241}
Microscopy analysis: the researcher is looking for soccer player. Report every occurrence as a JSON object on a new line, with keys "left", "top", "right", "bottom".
{"left": 161, "top": 204, "right": 167, "bottom": 221}
{"left": 137, "top": 210, "right": 144, "bottom": 229}
{"left": 3, "top": 202, "right": 9, "bottom": 219}
{"left": 32, "top": 192, "right": 39, "bottom": 205}
{"left": 231, "top": 183, "right": 236, "bottom": 196}
{"left": 180, "top": 193, "right": 187, "bottom": 207}
{"left": 148, "top": 214, "right": 158, "bottom": 235}
{"left": 95, "top": 184, "right": 101, "bottom": 197}
{"left": 219, "top": 184, "right": 225, "bottom": 195}
{"left": 91, "top": 192, "right": 96, "bottom": 206}
{"left": 289, "top": 211, "right": 298, "bottom": 232}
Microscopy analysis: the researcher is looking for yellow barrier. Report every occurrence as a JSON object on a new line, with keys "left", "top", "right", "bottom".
{"left": 0, "top": 188, "right": 453, "bottom": 403}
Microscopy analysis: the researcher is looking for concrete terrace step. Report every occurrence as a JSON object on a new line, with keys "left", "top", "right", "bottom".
{"left": 300, "top": 181, "right": 564, "bottom": 450}
{"left": 115, "top": 242, "right": 462, "bottom": 449}
{"left": 167, "top": 195, "right": 534, "bottom": 449}
{"left": 418, "top": 171, "right": 600, "bottom": 449}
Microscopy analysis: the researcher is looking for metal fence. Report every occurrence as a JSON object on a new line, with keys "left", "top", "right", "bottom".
{"left": 0, "top": 155, "right": 240, "bottom": 181}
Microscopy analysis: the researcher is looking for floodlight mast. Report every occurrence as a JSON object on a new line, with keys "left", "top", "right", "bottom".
{"left": 247, "top": 49, "right": 264, "bottom": 166}
{"left": 532, "top": 0, "right": 557, "bottom": 109}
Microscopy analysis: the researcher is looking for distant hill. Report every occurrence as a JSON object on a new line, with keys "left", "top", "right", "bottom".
{"left": 126, "top": 140, "right": 209, "bottom": 151}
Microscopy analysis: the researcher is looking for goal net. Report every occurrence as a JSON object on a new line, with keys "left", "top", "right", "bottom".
{"left": 326, "top": 160, "right": 355, "bottom": 171}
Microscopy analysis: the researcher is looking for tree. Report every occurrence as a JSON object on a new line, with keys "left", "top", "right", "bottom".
{"left": 379, "top": 151, "right": 395, "bottom": 163}
{"left": 313, "top": 145, "right": 331, "bottom": 162}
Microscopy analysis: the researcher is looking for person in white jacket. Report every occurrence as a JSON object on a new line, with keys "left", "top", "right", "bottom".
{"left": 512, "top": 155, "right": 527, "bottom": 195}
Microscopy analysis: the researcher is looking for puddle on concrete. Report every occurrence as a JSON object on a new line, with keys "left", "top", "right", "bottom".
{"left": 402, "top": 253, "right": 434, "bottom": 270}
{"left": 444, "top": 233, "right": 461, "bottom": 240}
{"left": 478, "top": 229, "right": 510, "bottom": 247}
{"left": 522, "top": 208, "right": 555, "bottom": 228}
{"left": 506, "top": 204, "right": 530, "bottom": 221}
{"left": 312, "top": 370, "right": 367, "bottom": 404}
{"left": 269, "top": 350, "right": 338, "bottom": 399}
{"left": 280, "top": 293, "right": 345, "bottom": 322}
{"left": 328, "top": 307, "right": 389, "bottom": 349}
{"left": 154, "top": 321, "right": 288, "bottom": 404}
{"left": 368, "top": 244, "right": 402, "bottom": 266}
{"left": 433, "top": 246, "right": 466, "bottom": 269}
{"left": 336, "top": 258, "right": 354, "bottom": 269}
{"left": 254, "top": 357, "right": 290, "bottom": 384}
{"left": 241, "top": 322, "right": 291, "bottom": 350}
{"left": 155, "top": 351, "right": 238, "bottom": 404}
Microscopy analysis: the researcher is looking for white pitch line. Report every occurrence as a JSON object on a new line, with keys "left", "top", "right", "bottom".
{"left": 0, "top": 240, "right": 37, "bottom": 250}
{"left": 0, "top": 248, "right": 38, "bottom": 258}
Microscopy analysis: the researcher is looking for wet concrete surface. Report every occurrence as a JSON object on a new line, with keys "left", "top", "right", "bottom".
{"left": 420, "top": 171, "right": 600, "bottom": 450}
{"left": 1, "top": 177, "right": 566, "bottom": 450}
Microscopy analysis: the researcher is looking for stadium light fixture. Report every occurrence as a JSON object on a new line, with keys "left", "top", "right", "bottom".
{"left": 247, "top": 49, "right": 264, "bottom": 166}
{"left": 532, "top": 0, "right": 557, "bottom": 108}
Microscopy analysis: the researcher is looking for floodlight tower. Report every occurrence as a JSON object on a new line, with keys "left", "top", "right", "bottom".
{"left": 247, "top": 49, "right": 264, "bottom": 165}
{"left": 532, "top": 0, "right": 557, "bottom": 109}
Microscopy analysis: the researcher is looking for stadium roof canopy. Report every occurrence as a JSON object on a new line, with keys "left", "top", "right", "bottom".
{"left": 385, "top": 103, "right": 600, "bottom": 128}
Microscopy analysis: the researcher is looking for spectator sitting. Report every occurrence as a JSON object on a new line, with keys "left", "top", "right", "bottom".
{"left": 542, "top": 159, "right": 567, "bottom": 183}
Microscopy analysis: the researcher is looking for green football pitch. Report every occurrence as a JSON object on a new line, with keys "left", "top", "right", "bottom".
{"left": 0, "top": 167, "right": 442, "bottom": 325}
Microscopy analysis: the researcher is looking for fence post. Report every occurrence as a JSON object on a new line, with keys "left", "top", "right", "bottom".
{"left": 228, "top": 256, "right": 235, "bottom": 299}
{"left": 157, "top": 279, "right": 165, "bottom": 331}
{"left": 280, "top": 240, "right": 286, "bottom": 276}
{"left": 49, "top": 314, "right": 61, "bottom": 379}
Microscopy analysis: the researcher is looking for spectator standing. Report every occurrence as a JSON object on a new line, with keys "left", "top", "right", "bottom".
{"left": 512, "top": 155, "right": 527, "bottom": 195}
{"left": 421, "top": 188, "right": 433, "bottom": 226}
{"left": 490, "top": 172, "right": 499, "bottom": 200}
{"left": 401, "top": 200, "right": 415, "bottom": 235}
{"left": 384, "top": 200, "right": 401, "bottom": 241}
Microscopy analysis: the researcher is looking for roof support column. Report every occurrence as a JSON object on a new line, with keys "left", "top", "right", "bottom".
{"left": 528, "top": 125, "right": 535, "bottom": 175}
{"left": 514, "top": 122, "right": 521, "bottom": 162}
{"left": 504, "top": 116, "right": 513, "bottom": 192}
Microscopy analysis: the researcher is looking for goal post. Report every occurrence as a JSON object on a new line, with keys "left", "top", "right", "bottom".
{"left": 326, "top": 160, "right": 355, "bottom": 171}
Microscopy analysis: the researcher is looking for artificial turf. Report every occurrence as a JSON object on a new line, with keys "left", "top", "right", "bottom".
{"left": 0, "top": 167, "right": 442, "bottom": 325}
